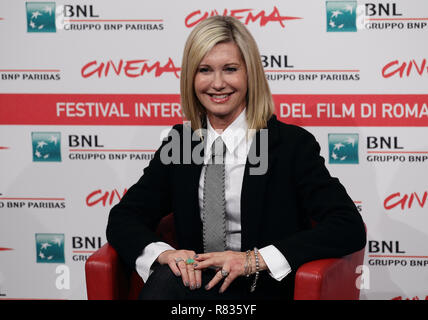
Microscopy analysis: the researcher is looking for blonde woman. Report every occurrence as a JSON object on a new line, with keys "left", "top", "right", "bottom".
{"left": 107, "top": 16, "right": 366, "bottom": 300}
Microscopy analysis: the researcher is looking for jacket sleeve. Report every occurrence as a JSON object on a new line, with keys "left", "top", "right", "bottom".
{"left": 106, "top": 128, "right": 176, "bottom": 270}
{"left": 274, "top": 129, "right": 366, "bottom": 271}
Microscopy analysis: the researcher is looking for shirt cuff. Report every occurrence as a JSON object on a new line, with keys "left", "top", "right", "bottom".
{"left": 135, "top": 242, "right": 175, "bottom": 282}
{"left": 259, "top": 245, "right": 292, "bottom": 281}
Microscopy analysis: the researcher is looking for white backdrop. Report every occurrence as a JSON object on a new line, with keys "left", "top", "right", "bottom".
{"left": 0, "top": 0, "right": 427, "bottom": 300}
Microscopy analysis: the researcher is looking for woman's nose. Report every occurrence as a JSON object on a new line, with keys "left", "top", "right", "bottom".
{"left": 211, "top": 72, "right": 225, "bottom": 90}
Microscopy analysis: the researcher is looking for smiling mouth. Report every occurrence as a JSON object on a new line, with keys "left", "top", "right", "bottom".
{"left": 207, "top": 92, "right": 234, "bottom": 103}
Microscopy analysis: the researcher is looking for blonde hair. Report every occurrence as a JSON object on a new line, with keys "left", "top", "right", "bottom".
{"left": 180, "top": 16, "right": 274, "bottom": 131}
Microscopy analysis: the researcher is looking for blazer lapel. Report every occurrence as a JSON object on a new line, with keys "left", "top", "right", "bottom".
{"left": 240, "top": 116, "right": 280, "bottom": 250}
{"left": 179, "top": 124, "right": 206, "bottom": 252}
{"left": 184, "top": 162, "right": 204, "bottom": 252}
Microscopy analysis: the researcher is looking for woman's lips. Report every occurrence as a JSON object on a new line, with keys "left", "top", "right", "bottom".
{"left": 207, "top": 92, "right": 234, "bottom": 103}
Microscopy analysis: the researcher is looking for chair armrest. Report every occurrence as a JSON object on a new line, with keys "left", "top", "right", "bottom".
{"left": 85, "top": 214, "right": 176, "bottom": 300}
{"left": 294, "top": 248, "right": 365, "bottom": 300}
{"left": 85, "top": 243, "right": 134, "bottom": 300}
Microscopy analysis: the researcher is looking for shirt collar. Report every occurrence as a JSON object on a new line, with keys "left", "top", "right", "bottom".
{"left": 206, "top": 108, "right": 248, "bottom": 158}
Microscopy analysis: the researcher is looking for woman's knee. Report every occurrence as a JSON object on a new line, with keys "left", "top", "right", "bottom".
{"left": 139, "top": 264, "right": 184, "bottom": 300}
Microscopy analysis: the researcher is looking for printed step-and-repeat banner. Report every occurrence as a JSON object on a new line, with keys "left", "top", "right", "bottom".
{"left": 0, "top": 0, "right": 427, "bottom": 300}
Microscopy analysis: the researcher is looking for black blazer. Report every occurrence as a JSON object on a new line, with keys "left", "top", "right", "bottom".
{"left": 106, "top": 115, "right": 366, "bottom": 298}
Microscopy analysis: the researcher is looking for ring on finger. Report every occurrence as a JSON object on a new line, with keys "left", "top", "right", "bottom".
{"left": 175, "top": 257, "right": 184, "bottom": 263}
{"left": 221, "top": 269, "right": 229, "bottom": 278}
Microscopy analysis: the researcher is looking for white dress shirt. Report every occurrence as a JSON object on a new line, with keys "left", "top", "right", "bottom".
{"left": 136, "top": 109, "right": 291, "bottom": 282}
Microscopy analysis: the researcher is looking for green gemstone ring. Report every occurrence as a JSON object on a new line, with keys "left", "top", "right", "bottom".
{"left": 185, "top": 258, "right": 195, "bottom": 265}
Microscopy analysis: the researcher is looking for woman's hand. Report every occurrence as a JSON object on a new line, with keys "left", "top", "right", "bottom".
{"left": 157, "top": 249, "right": 201, "bottom": 290}
{"left": 194, "top": 250, "right": 266, "bottom": 293}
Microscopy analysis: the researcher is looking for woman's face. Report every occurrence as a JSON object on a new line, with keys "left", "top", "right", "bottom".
{"left": 194, "top": 41, "right": 248, "bottom": 130}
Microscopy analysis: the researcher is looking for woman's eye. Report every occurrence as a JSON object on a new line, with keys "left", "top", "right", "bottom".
{"left": 198, "top": 67, "right": 210, "bottom": 73}
{"left": 225, "top": 67, "right": 237, "bottom": 72}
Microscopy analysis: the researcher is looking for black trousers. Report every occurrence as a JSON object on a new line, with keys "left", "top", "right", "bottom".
{"left": 138, "top": 264, "right": 294, "bottom": 300}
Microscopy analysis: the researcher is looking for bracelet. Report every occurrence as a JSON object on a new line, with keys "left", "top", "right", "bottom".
{"left": 244, "top": 250, "right": 251, "bottom": 278}
{"left": 250, "top": 247, "right": 260, "bottom": 293}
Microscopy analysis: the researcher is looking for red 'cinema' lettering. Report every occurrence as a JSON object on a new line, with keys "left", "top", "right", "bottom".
{"left": 184, "top": 6, "right": 302, "bottom": 28}
{"left": 86, "top": 188, "right": 128, "bottom": 207}
{"left": 81, "top": 58, "right": 180, "bottom": 79}
{"left": 382, "top": 58, "right": 428, "bottom": 78}
{"left": 384, "top": 191, "right": 428, "bottom": 210}
{"left": 392, "top": 296, "right": 428, "bottom": 300}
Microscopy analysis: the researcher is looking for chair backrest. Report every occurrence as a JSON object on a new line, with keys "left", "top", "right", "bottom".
{"left": 156, "top": 213, "right": 178, "bottom": 248}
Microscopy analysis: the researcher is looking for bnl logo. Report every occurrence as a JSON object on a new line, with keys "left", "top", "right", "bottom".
{"left": 35, "top": 233, "right": 65, "bottom": 263}
{"left": 31, "top": 132, "right": 61, "bottom": 162}
{"left": 26, "top": 2, "right": 56, "bottom": 33}
{"left": 326, "top": 1, "right": 357, "bottom": 32}
{"left": 328, "top": 133, "right": 359, "bottom": 164}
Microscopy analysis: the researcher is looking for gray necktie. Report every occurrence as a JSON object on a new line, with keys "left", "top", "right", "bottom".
{"left": 202, "top": 136, "right": 227, "bottom": 253}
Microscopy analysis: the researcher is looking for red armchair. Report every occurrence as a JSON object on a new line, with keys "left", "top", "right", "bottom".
{"left": 85, "top": 214, "right": 365, "bottom": 300}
